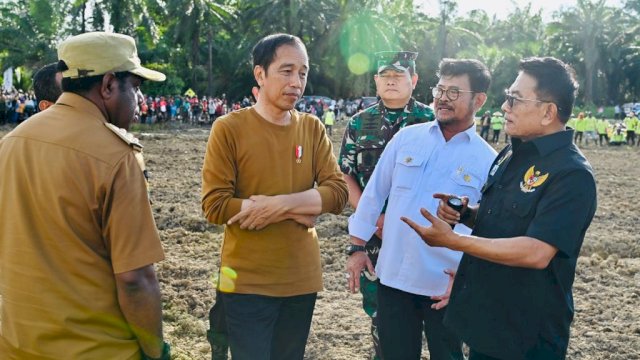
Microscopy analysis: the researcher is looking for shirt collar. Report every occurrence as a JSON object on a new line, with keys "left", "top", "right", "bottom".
{"left": 511, "top": 129, "right": 574, "bottom": 156}
{"left": 56, "top": 92, "right": 107, "bottom": 125}
{"left": 377, "top": 97, "right": 416, "bottom": 114}
{"left": 427, "top": 120, "right": 475, "bottom": 143}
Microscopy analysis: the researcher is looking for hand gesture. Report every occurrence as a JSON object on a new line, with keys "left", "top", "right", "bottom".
{"left": 430, "top": 268, "right": 456, "bottom": 310}
{"left": 400, "top": 207, "right": 456, "bottom": 248}
{"left": 433, "top": 193, "right": 469, "bottom": 226}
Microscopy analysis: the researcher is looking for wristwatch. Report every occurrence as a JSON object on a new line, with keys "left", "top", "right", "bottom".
{"left": 346, "top": 244, "right": 366, "bottom": 256}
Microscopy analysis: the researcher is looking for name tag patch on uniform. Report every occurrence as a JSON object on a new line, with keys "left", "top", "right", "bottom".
{"left": 489, "top": 149, "right": 512, "bottom": 176}
{"left": 520, "top": 165, "right": 549, "bottom": 193}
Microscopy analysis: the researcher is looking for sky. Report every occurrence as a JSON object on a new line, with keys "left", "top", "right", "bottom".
{"left": 415, "top": 0, "right": 625, "bottom": 22}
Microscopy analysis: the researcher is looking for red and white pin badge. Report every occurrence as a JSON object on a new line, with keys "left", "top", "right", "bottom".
{"left": 295, "top": 145, "right": 303, "bottom": 163}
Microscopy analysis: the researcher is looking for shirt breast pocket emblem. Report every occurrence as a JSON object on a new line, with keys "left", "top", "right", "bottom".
{"left": 393, "top": 152, "right": 424, "bottom": 191}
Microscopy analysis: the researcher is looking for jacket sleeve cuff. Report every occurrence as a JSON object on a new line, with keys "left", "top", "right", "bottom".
{"left": 348, "top": 213, "right": 377, "bottom": 242}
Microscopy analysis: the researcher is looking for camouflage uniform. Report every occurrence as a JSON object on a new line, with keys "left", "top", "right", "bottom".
{"left": 339, "top": 97, "right": 434, "bottom": 359}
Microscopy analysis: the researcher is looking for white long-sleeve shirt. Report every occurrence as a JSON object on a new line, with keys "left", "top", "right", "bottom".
{"left": 349, "top": 121, "right": 497, "bottom": 296}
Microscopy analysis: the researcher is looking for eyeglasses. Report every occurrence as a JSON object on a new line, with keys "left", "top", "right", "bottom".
{"left": 504, "top": 90, "right": 554, "bottom": 109}
{"left": 432, "top": 87, "right": 475, "bottom": 101}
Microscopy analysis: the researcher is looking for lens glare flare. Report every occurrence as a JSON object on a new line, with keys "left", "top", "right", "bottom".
{"left": 212, "top": 266, "right": 238, "bottom": 292}
{"left": 348, "top": 53, "right": 370, "bottom": 75}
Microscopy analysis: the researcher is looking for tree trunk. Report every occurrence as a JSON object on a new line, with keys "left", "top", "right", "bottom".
{"left": 191, "top": 27, "right": 200, "bottom": 93}
{"left": 584, "top": 36, "right": 598, "bottom": 104}
{"left": 81, "top": 1, "right": 86, "bottom": 33}
{"left": 207, "top": 25, "right": 213, "bottom": 96}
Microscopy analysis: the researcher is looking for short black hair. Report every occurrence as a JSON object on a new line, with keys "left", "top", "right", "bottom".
{"left": 519, "top": 57, "right": 578, "bottom": 123}
{"left": 33, "top": 63, "right": 62, "bottom": 103}
{"left": 437, "top": 59, "right": 491, "bottom": 93}
{"left": 58, "top": 60, "right": 132, "bottom": 94}
{"left": 252, "top": 33, "right": 306, "bottom": 75}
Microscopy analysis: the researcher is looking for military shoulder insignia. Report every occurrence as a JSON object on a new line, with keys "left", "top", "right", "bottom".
{"left": 104, "top": 122, "right": 150, "bottom": 196}
{"left": 104, "top": 122, "right": 143, "bottom": 150}
{"left": 520, "top": 165, "right": 549, "bottom": 193}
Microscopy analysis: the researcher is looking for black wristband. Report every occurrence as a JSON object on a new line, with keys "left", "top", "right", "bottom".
{"left": 142, "top": 342, "right": 170, "bottom": 360}
{"left": 346, "top": 244, "right": 366, "bottom": 256}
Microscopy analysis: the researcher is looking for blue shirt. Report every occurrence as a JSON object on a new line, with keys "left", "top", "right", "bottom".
{"left": 349, "top": 121, "right": 497, "bottom": 296}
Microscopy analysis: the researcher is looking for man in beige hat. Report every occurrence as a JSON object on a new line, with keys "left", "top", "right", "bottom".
{"left": 0, "top": 32, "right": 169, "bottom": 360}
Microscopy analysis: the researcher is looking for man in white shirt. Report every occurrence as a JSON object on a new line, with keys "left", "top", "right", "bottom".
{"left": 346, "top": 59, "right": 497, "bottom": 360}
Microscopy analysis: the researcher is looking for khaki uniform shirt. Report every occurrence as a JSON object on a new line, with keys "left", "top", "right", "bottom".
{"left": 0, "top": 93, "right": 164, "bottom": 359}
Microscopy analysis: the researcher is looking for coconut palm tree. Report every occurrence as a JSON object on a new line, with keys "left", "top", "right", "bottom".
{"left": 546, "top": 0, "right": 614, "bottom": 104}
{"left": 165, "top": 0, "right": 235, "bottom": 95}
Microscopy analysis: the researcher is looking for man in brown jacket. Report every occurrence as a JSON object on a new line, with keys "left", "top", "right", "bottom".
{"left": 0, "top": 32, "right": 168, "bottom": 360}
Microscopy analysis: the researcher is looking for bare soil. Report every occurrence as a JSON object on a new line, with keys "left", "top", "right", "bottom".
{"left": 2, "top": 122, "right": 639, "bottom": 359}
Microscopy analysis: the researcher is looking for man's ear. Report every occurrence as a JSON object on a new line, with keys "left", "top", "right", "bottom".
{"left": 541, "top": 103, "right": 558, "bottom": 126}
{"left": 38, "top": 100, "right": 52, "bottom": 111}
{"left": 411, "top": 73, "right": 419, "bottom": 89}
{"left": 474, "top": 92, "right": 488, "bottom": 111}
{"left": 100, "top": 73, "right": 117, "bottom": 99}
{"left": 253, "top": 66, "right": 265, "bottom": 87}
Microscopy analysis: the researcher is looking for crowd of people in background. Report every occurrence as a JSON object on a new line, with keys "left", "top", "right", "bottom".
{"left": 470, "top": 107, "right": 639, "bottom": 148}
{"left": 0, "top": 86, "right": 258, "bottom": 127}
{"left": 565, "top": 110, "right": 639, "bottom": 147}
{"left": 296, "top": 97, "right": 373, "bottom": 123}
{"left": 0, "top": 89, "right": 38, "bottom": 125}
{"left": 2, "top": 75, "right": 639, "bottom": 150}
{"left": 138, "top": 94, "right": 251, "bottom": 125}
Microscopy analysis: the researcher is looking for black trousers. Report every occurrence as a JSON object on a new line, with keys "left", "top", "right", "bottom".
{"left": 480, "top": 125, "right": 490, "bottom": 140}
{"left": 377, "top": 283, "right": 463, "bottom": 360}
{"left": 208, "top": 290, "right": 229, "bottom": 360}
{"left": 598, "top": 133, "right": 608, "bottom": 146}
{"left": 219, "top": 291, "right": 317, "bottom": 360}
{"left": 574, "top": 131, "right": 583, "bottom": 144}
{"left": 469, "top": 349, "right": 502, "bottom": 360}
{"left": 469, "top": 336, "right": 566, "bottom": 360}
{"left": 627, "top": 131, "right": 636, "bottom": 145}
{"left": 492, "top": 129, "right": 501, "bottom": 143}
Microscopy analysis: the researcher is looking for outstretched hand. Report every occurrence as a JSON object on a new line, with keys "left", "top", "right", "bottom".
{"left": 401, "top": 207, "right": 457, "bottom": 248}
